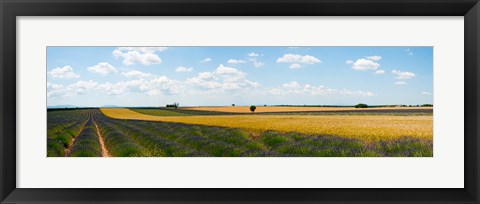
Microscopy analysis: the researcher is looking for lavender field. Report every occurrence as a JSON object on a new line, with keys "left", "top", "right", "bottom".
{"left": 47, "top": 108, "right": 432, "bottom": 157}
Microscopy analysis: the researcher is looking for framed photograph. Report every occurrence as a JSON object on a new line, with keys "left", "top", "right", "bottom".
{"left": 1, "top": 0, "right": 479, "bottom": 203}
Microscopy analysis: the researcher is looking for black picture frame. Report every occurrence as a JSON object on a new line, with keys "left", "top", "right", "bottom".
{"left": 1, "top": 0, "right": 479, "bottom": 203}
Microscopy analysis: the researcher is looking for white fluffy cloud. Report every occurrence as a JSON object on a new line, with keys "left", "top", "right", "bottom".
{"left": 247, "top": 52, "right": 260, "bottom": 57}
{"left": 70, "top": 80, "right": 98, "bottom": 95}
{"left": 392, "top": 69, "right": 415, "bottom": 79}
{"left": 48, "top": 66, "right": 80, "bottom": 79}
{"left": 289, "top": 63, "right": 302, "bottom": 69}
{"left": 277, "top": 54, "right": 320, "bottom": 70}
{"left": 350, "top": 58, "right": 380, "bottom": 71}
{"left": 87, "top": 62, "right": 117, "bottom": 75}
{"left": 175, "top": 66, "right": 193, "bottom": 72}
{"left": 268, "top": 81, "right": 374, "bottom": 97}
{"left": 96, "top": 76, "right": 182, "bottom": 96}
{"left": 97, "top": 82, "right": 131, "bottom": 95}
{"left": 138, "top": 76, "right": 182, "bottom": 96}
{"left": 422, "top": 91, "right": 432, "bottom": 95}
{"left": 227, "top": 59, "right": 246, "bottom": 64}
{"left": 47, "top": 82, "right": 65, "bottom": 98}
{"left": 375, "top": 70, "right": 385, "bottom": 75}
{"left": 121, "top": 70, "right": 152, "bottom": 78}
{"left": 47, "top": 80, "right": 98, "bottom": 98}
{"left": 201, "top": 58, "right": 212, "bottom": 63}
{"left": 347, "top": 56, "right": 382, "bottom": 71}
{"left": 112, "top": 47, "right": 167, "bottom": 65}
{"left": 187, "top": 64, "right": 260, "bottom": 92}
{"left": 187, "top": 72, "right": 221, "bottom": 89}
{"left": 277, "top": 54, "right": 321, "bottom": 64}
{"left": 213, "top": 64, "right": 247, "bottom": 82}
{"left": 395, "top": 81, "right": 407, "bottom": 85}
{"left": 282, "top": 81, "right": 302, "bottom": 89}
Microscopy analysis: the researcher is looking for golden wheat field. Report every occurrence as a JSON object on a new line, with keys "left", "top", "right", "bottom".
{"left": 100, "top": 108, "right": 433, "bottom": 142}
{"left": 179, "top": 106, "right": 433, "bottom": 113}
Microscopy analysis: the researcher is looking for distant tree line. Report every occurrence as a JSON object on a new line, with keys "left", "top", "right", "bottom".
{"left": 166, "top": 102, "right": 180, "bottom": 109}
{"left": 274, "top": 104, "right": 433, "bottom": 108}
{"left": 355, "top": 103, "right": 368, "bottom": 108}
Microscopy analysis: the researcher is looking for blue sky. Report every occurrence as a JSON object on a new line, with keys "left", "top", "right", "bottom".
{"left": 47, "top": 46, "right": 433, "bottom": 107}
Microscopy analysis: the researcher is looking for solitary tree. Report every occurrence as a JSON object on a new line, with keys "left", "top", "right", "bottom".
{"left": 232, "top": 104, "right": 235, "bottom": 107}
{"left": 250, "top": 105, "right": 257, "bottom": 113}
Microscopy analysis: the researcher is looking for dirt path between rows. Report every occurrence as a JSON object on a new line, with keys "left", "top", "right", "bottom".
{"left": 64, "top": 138, "right": 76, "bottom": 157}
{"left": 94, "top": 121, "right": 111, "bottom": 157}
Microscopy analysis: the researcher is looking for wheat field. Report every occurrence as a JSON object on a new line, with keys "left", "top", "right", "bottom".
{"left": 179, "top": 106, "right": 432, "bottom": 113}
{"left": 100, "top": 108, "right": 432, "bottom": 142}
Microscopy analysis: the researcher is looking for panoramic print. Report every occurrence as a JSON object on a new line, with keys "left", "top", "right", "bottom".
{"left": 47, "top": 46, "right": 433, "bottom": 157}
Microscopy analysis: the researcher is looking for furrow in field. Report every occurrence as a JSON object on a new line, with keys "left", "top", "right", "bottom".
{"left": 67, "top": 110, "right": 104, "bottom": 157}
{"left": 94, "top": 121, "right": 111, "bottom": 157}
{"left": 64, "top": 133, "right": 79, "bottom": 156}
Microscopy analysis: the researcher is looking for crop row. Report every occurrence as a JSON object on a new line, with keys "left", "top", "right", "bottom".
{"left": 67, "top": 117, "right": 102, "bottom": 157}
{"left": 47, "top": 109, "right": 91, "bottom": 156}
